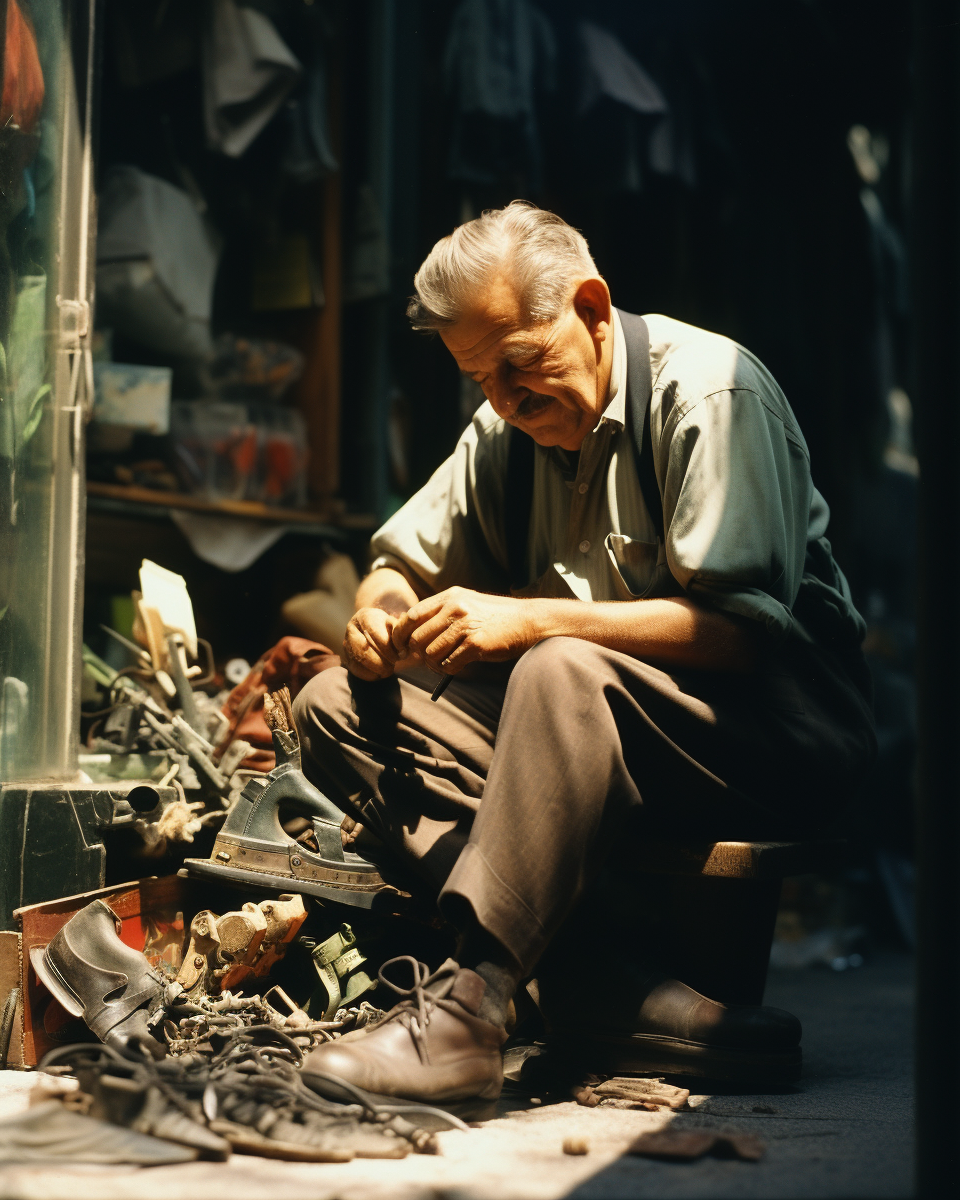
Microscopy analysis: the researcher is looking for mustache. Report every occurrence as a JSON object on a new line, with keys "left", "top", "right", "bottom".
{"left": 515, "top": 392, "right": 553, "bottom": 419}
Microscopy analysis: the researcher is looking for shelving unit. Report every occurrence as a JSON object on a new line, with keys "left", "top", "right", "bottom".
{"left": 86, "top": 482, "right": 376, "bottom": 532}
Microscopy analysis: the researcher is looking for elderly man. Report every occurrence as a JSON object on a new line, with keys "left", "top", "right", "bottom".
{"left": 298, "top": 201, "right": 875, "bottom": 1117}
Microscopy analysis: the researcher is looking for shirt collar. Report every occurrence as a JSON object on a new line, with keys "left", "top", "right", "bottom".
{"left": 598, "top": 307, "right": 626, "bottom": 431}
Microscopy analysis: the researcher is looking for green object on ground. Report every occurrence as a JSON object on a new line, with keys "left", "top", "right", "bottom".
{"left": 302, "top": 924, "right": 376, "bottom": 1020}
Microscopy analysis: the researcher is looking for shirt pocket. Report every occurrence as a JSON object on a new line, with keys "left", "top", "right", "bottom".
{"left": 605, "top": 533, "right": 664, "bottom": 599}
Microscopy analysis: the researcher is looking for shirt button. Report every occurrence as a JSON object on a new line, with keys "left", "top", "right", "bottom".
{"left": 578, "top": 482, "right": 588, "bottom": 494}
{"left": 579, "top": 540, "right": 591, "bottom": 553}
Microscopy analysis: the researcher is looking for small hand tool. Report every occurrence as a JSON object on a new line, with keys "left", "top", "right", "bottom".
{"left": 431, "top": 674, "right": 453, "bottom": 702}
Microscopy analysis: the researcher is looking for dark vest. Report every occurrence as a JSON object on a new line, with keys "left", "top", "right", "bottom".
{"left": 503, "top": 309, "right": 663, "bottom": 591}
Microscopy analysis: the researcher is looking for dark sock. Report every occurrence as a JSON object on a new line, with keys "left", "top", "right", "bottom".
{"left": 457, "top": 927, "right": 522, "bottom": 1028}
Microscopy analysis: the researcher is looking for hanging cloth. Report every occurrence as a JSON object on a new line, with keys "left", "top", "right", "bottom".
{"left": 444, "top": 0, "right": 556, "bottom": 190}
{"left": 203, "top": 0, "right": 302, "bottom": 158}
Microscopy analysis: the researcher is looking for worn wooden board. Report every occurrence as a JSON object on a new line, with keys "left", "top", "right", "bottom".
{"left": 0, "top": 932, "right": 22, "bottom": 1068}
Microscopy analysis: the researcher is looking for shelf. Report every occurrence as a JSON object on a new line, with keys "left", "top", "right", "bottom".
{"left": 86, "top": 482, "right": 377, "bottom": 534}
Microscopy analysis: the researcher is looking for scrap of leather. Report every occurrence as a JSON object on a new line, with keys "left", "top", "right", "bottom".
{"left": 0, "top": 1100, "right": 198, "bottom": 1165}
{"left": 588, "top": 1077, "right": 691, "bottom": 1111}
{"left": 217, "top": 636, "right": 340, "bottom": 772}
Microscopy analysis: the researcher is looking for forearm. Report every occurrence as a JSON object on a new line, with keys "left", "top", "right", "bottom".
{"left": 355, "top": 567, "right": 420, "bottom": 617}
{"left": 529, "top": 596, "right": 757, "bottom": 672}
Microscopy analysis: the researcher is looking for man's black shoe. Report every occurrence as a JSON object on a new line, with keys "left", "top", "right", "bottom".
{"left": 540, "top": 970, "right": 802, "bottom": 1084}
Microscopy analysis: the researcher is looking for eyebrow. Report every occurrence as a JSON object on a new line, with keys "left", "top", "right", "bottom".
{"left": 503, "top": 341, "right": 541, "bottom": 361}
{"left": 455, "top": 339, "right": 543, "bottom": 377}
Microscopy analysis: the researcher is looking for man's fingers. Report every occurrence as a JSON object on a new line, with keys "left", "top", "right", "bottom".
{"left": 407, "top": 612, "right": 458, "bottom": 659}
{"left": 344, "top": 622, "right": 374, "bottom": 660}
{"left": 345, "top": 658, "right": 387, "bottom": 681}
{"left": 420, "top": 622, "right": 469, "bottom": 668}
{"left": 431, "top": 636, "right": 479, "bottom": 675}
{"left": 343, "top": 621, "right": 395, "bottom": 679}
{"left": 353, "top": 609, "right": 400, "bottom": 662}
{"left": 391, "top": 595, "right": 445, "bottom": 653}
{"left": 358, "top": 622, "right": 399, "bottom": 664}
{"left": 346, "top": 650, "right": 393, "bottom": 679}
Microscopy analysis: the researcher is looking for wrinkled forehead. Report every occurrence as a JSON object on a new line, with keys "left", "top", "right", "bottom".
{"left": 439, "top": 277, "right": 549, "bottom": 371}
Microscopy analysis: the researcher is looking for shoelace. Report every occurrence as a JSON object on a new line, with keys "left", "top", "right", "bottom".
{"left": 375, "top": 956, "right": 457, "bottom": 1066}
{"left": 42, "top": 1033, "right": 467, "bottom": 1144}
{"left": 40, "top": 1042, "right": 206, "bottom": 1125}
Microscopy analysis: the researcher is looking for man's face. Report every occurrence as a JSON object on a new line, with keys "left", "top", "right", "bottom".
{"left": 439, "top": 275, "right": 613, "bottom": 451}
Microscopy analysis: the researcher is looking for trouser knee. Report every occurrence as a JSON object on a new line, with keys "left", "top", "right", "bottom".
{"left": 507, "top": 636, "right": 611, "bottom": 703}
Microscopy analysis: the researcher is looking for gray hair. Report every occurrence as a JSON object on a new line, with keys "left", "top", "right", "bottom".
{"left": 407, "top": 200, "right": 599, "bottom": 331}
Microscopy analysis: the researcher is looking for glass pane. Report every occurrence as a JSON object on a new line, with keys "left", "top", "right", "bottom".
{"left": 0, "top": 0, "right": 94, "bottom": 781}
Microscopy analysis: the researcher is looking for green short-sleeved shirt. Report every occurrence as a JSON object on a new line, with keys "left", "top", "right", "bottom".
{"left": 371, "top": 311, "right": 866, "bottom": 651}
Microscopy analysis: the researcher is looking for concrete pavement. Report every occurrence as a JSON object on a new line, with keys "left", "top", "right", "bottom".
{"left": 0, "top": 951, "right": 913, "bottom": 1199}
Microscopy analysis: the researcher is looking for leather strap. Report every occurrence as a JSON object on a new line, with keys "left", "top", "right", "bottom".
{"left": 618, "top": 309, "right": 664, "bottom": 541}
{"left": 505, "top": 420, "right": 536, "bottom": 590}
{"left": 503, "top": 309, "right": 664, "bottom": 590}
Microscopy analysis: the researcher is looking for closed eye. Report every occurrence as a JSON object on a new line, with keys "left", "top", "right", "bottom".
{"left": 503, "top": 340, "right": 544, "bottom": 369}
{"left": 507, "top": 344, "right": 540, "bottom": 361}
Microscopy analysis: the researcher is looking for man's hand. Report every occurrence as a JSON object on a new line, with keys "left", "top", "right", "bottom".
{"left": 342, "top": 566, "right": 424, "bottom": 680}
{"left": 391, "top": 587, "right": 541, "bottom": 674}
{"left": 343, "top": 606, "right": 402, "bottom": 680}
{"left": 344, "top": 569, "right": 757, "bottom": 682}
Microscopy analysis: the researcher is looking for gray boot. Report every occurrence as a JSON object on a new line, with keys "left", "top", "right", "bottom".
{"left": 31, "top": 900, "right": 166, "bottom": 1054}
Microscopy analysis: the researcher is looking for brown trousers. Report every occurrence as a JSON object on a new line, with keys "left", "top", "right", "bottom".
{"left": 293, "top": 637, "right": 875, "bottom": 973}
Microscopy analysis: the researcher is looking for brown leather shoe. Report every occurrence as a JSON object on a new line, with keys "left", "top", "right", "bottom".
{"left": 540, "top": 967, "right": 802, "bottom": 1084}
{"left": 301, "top": 957, "right": 505, "bottom": 1120}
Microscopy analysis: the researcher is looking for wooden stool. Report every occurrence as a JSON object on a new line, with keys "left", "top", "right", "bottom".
{"left": 633, "top": 840, "right": 843, "bottom": 1006}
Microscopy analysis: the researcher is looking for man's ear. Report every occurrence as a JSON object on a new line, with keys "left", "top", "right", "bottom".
{"left": 573, "top": 277, "right": 612, "bottom": 342}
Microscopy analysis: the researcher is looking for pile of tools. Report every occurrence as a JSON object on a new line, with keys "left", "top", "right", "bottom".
{"left": 81, "top": 559, "right": 398, "bottom": 909}
{"left": 7, "top": 884, "right": 459, "bottom": 1165}
{"left": 0, "top": 559, "right": 475, "bottom": 1165}
{"left": 81, "top": 560, "right": 260, "bottom": 831}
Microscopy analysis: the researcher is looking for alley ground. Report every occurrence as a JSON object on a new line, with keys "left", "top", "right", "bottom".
{"left": 0, "top": 951, "right": 913, "bottom": 1200}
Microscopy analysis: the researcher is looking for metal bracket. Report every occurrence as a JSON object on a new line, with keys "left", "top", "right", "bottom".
{"left": 56, "top": 297, "right": 91, "bottom": 349}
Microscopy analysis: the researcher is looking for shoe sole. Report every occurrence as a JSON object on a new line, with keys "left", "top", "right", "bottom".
{"left": 301, "top": 1070, "right": 499, "bottom": 1126}
{"left": 551, "top": 1030, "right": 802, "bottom": 1085}
{"left": 179, "top": 860, "right": 401, "bottom": 910}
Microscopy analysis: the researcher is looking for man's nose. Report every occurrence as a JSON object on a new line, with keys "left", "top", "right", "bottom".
{"left": 486, "top": 375, "right": 529, "bottom": 418}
